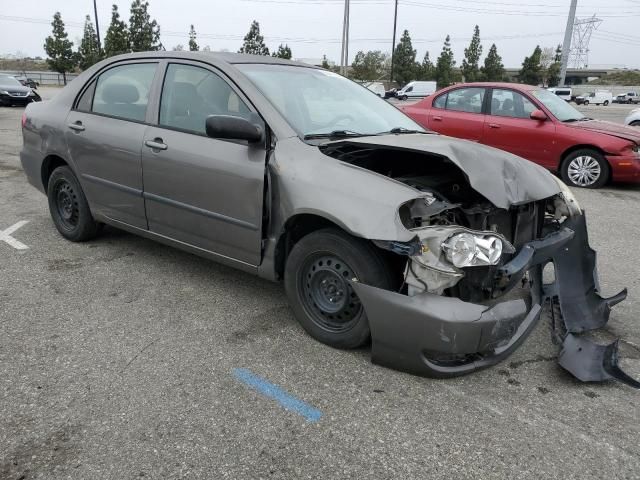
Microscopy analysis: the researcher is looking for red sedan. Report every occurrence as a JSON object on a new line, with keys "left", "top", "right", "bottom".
{"left": 400, "top": 82, "right": 640, "bottom": 188}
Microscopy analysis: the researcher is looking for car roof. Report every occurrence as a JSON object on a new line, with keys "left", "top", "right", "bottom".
{"left": 441, "top": 82, "right": 541, "bottom": 92}
{"left": 104, "top": 50, "right": 316, "bottom": 68}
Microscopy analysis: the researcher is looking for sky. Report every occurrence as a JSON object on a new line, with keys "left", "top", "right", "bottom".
{"left": 0, "top": 0, "right": 638, "bottom": 69}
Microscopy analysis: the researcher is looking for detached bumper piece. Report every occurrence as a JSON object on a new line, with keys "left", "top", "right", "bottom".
{"left": 546, "top": 214, "right": 638, "bottom": 388}
{"left": 354, "top": 213, "right": 638, "bottom": 387}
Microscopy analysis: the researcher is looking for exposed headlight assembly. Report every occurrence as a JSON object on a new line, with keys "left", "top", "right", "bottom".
{"left": 552, "top": 175, "right": 581, "bottom": 218}
{"left": 442, "top": 232, "right": 506, "bottom": 268}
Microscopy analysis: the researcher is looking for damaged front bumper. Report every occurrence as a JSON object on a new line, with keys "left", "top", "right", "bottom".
{"left": 354, "top": 213, "right": 638, "bottom": 387}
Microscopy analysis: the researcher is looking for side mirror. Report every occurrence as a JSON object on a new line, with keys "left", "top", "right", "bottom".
{"left": 530, "top": 109, "right": 548, "bottom": 121}
{"left": 205, "top": 115, "right": 264, "bottom": 143}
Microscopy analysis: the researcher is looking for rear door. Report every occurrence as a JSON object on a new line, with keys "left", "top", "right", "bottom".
{"left": 141, "top": 61, "right": 266, "bottom": 266}
{"left": 483, "top": 88, "right": 556, "bottom": 167}
{"left": 427, "top": 87, "right": 487, "bottom": 142}
{"left": 65, "top": 61, "right": 159, "bottom": 228}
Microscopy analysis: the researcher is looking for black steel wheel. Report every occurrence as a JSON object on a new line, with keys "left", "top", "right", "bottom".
{"left": 47, "top": 166, "right": 100, "bottom": 241}
{"left": 284, "top": 228, "right": 393, "bottom": 349}
{"left": 299, "top": 254, "right": 362, "bottom": 334}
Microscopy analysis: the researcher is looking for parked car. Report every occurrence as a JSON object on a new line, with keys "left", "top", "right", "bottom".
{"left": 396, "top": 80, "right": 436, "bottom": 100}
{"left": 365, "top": 81, "right": 386, "bottom": 97}
{"left": 626, "top": 108, "right": 640, "bottom": 126}
{"left": 0, "top": 74, "right": 41, "bottom": 106}
{"left": 622, "top": 91, "right": 639, "bottom": 104}
{"left": 547, "top": 87, "right": 572, "bottom": 102}
{"left": 575, "top": 90, "right": 613, "bottom": 106}
{"left": 400, "top": 82, "right": 640, "bottom": 188}
{"left": 14, "top": 76, "right": 39, "bottom": 89}
{"left": 19, "top": 52, "right": 637, "bottom": 386}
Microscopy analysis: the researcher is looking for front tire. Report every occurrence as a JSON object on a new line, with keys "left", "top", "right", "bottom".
{"left": 583, "top": 100, "right": 589, "bottom": 105}
{"left": 47, "top": 166, "right": 100, "bottom": 241}
{"left": 284, "top": 228, "right": 393, "bottom": 349}
{"left": 630, "top": 121, "right": 640, "bottom": 127}
{"left": 561, "top": 149, "right": 609, "bottom": 189}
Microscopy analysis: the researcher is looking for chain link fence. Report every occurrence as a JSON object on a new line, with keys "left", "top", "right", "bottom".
{"left": 0, "top": 70, "right": 79, "bottom": 86}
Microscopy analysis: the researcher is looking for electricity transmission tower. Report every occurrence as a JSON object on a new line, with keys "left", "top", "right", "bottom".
{"left": 569, "top": 15, "right": 602, "bottom": 68}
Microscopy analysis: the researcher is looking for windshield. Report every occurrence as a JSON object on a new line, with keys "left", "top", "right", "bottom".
{"left": 0, "top": 75, "right": 22, "bottom": 87}
{"left": 236, "top": 64, "right": 424, "bottom": 138}
{"left": 531, "top": 89, "right": 585, "bottom": 122}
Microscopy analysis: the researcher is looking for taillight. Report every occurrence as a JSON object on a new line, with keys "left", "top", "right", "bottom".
{"left": 21, "top": 112, "right": 27, "bottom": 128}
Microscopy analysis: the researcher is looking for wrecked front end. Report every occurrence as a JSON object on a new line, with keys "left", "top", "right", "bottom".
{"left": 319, "top": 138, "right": 637, "bottom": 387}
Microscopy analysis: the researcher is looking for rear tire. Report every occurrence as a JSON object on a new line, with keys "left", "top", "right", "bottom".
{"left": 603, "top": 100, "right": 609, "bottom": 106}
{"left": 284, "top": 228, "right": 393, "bottom": 349}
{"left": 560, "top": 149, "right": 609, "bottom": 189}
{"left": 47, "top": 166, "right": 100, "bottom": 242}
{"left": 630, "top": 121, "right": 640, "bottom": 127}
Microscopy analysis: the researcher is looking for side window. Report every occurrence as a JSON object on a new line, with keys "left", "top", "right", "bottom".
{"left": 159, "top": 63, "right": 251, "bottom": 135}
{"left": 92, "top": 63, "right": 156, "bottom": 122}
{"left": 76, "top": 80, "right": 96, "bottom": 111}
{"left": 433, "top": 93, "right": 447, "bottom": 109}
{"left": 491, "top": 89, "right": 537, "bottom": 119}
{"left": 445, "top": 88, "right": 485, "bottom": 113}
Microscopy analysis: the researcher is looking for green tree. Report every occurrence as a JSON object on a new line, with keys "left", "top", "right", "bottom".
{"left": 481, "top": 43, "right": 505, "bottom": 81}
{"left": 273, "top": 43, "right": 292, "bottom": 59}
{"left": 321, "top": 54, "right": 330, "bottom": 69}
{"left": 519, "top": 45, "right": 543, "bottom": 85}
{"left": 188, "top": 24, "right": 199, "bottom": 51}
{"left": 435, "top": 35, "right": 456, "bottom": 88}
{"left": 350, "top": 50, "right": 387, "bottom": 80}
{"left": 417, "top": 51, "right": 435, "bottom": 80}
{"left": 104, "top": 4, "right": 130, "bottom": 57}
{"left": 128, "top": 0, "right": 161, "bottom": 52}
{"left": 239, "top": 21, "right": 269, "bottom": 55}
{"left": 77, "top": 15, "right": 101, "bottom": 70}
{"left": 392, "top": 30, "right": 417, "bottom": 86}
{"left": 43, "top": 12, "right": 75, "bottom": 84}
{"left": 461, "top": 25, "right": 482, "bottom": 82}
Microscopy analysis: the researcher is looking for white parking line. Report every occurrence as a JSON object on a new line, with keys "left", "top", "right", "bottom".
{"left": 0, "top": 220, "right": 29, "bottom": 250}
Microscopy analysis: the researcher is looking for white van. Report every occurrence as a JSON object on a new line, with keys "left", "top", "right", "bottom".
{"left": 397, "top": 81, "right": 437, "bottom": 100}
{"left": 547, "top": 87, "right": 572, "bottom": 102}
{"left": 578, "top": 90, "right": 613, "bottom": 106}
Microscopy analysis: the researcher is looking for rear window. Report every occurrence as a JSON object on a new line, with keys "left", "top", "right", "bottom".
{"left": 92, "top": 63, "right": 157, "bottom": 122}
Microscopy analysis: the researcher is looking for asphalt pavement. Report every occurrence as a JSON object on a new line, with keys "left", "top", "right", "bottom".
{"left": 1, "top": 87, "right": 639, "bottom": 479}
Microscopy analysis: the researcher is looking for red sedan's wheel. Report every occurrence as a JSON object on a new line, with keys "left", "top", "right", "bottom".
{"left": 561, "top": 149, "right": 609, "bottom": 189}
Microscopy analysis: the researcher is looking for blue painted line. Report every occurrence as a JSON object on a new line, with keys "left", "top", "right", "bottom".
{"left": 233, "top": 368, "right": 322, "bottom": 423}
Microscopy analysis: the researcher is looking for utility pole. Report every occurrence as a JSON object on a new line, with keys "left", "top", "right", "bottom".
{"left": 559, "top": 0, "right": 577, "bottom": 87}
{"left": 340, "top": 0, "right": 350, "bottom": 76}
{"left": 93, "top": 0, "right": 102, "bottom": 54}
{"left": 390, "top": 0, "right": 398, "bottom": 84}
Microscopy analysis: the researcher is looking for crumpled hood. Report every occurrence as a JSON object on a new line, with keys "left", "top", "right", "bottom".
{"left": 564, "top": 119, "right": 640, "bottom": 145}
{"left": 332, "top": 133, "right": 561, "bottom": 209}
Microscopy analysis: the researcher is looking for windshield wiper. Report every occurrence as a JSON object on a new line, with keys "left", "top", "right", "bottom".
{"left": 563, "top": 117, "right": 592, "bottom": 123}
{"left": 378, "top": 127, "right": 429, "bottom": 135}
{"left": 303, "top": 130, "right": 365, "bottom": 140}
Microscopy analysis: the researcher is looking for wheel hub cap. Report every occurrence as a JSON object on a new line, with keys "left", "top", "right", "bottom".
{"left": 568, "top": 156, "right": 601, "bottom": 186}
{"left": 301, "top": 255, "right": 361, "bottom": 332}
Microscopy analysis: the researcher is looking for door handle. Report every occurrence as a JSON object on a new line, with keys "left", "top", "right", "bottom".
{"left": 144, "top": 138, "right": 167, "bottom": 150}
{"left": 432, "top": 116, "right": 443, "bottom": 121}
{"left": 488, "top": 123, "right": 501, "bottom": 129}
{"left": 68, "top": 121, "right": 85, "bottom": 132}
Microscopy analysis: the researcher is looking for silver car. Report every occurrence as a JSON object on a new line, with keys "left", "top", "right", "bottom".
{"left": 626, "top": 108, "right": 640, "bottom": 127}
{"left": 20, "top": 52, "right": 637, "bottom": 386}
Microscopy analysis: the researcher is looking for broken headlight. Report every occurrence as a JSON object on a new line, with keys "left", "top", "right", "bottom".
{"left": 552, "top": 176, "right": 581, "bottom": 218}
{"left": 442, "top": 232, "right": 504, "bottom": 268}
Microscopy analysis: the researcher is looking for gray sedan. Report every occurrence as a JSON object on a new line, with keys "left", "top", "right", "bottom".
{"left": 19, "top": 52, "right": 637, "bottom": 387}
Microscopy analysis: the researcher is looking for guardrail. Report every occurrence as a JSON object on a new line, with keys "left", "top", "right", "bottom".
{"left": 0, "top": 70, "right": 79, "bottom": 86}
